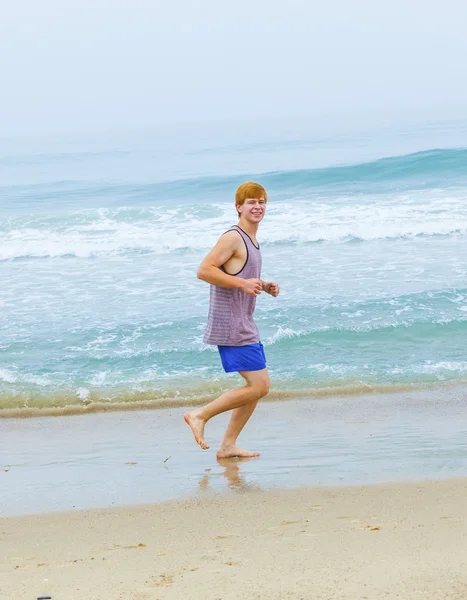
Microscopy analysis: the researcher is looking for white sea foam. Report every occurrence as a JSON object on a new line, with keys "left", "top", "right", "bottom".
{"left": 89, "top": 371, "right": 110, "bottom": 385}
{"left": 0, "top": 369, "right": 17, "bottom": 383}
{"left": 389, "top": 361, "right": 467, "bottom": 376}
{"left": 307, "top": 363, "right": 361, "bottom": 374}
{"left": 419, "top": 361, "right": 467, "bottom": 373}
{"left": 264, "top": 326, "right": 302, "bottom": 345}
{"left": 1, "top": 189, "right": 467, "bottom": 260}
{"left": 0, "top": 368, "right": 52, "bottom": 386}
{"left": 76, "top": 387, "right": 90, "bottom": 401}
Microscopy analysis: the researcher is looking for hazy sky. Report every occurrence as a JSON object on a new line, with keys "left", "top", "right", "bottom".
{"left": 1, "top": 0, "right": 467, "bottom": 136}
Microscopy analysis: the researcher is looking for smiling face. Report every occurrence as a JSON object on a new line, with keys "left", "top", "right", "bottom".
{"left": 234, "top": 182, "right": 268, "bottom": 223}
{"left": 237, "top": 196, "right": 267, "bottom": 224}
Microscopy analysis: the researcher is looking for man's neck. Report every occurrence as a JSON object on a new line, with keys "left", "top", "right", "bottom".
{"left": 237, "top": 219, "right": 259, "bottom": 238}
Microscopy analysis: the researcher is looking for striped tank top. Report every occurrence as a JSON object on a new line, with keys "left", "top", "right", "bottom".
{"left": 203, "top": 225, "right": 262, "bottom": 346}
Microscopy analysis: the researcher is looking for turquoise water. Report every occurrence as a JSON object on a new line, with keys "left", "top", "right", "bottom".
{"left": 1, "top": 121, "right": 467, "bottom": 414}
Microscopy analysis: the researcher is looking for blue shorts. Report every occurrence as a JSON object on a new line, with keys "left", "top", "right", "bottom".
{"left": 217, "top": 342, "right": 267, "bottom": 373}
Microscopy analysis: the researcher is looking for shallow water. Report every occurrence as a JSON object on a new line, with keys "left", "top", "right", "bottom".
{"left": 2, "top": 386, "right": 466, "bottom": 517}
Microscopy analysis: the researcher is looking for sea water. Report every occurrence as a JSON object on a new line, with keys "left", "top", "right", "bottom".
{"left": 1, "top": 119, "right": 467, "bottom": 414}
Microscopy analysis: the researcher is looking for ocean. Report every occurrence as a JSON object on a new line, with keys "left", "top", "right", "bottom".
{"left": 1, "top": 119, "right": 467, "bottom": 416}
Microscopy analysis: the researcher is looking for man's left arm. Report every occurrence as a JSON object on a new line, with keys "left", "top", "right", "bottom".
{"left": 261, "top": 280, "right": 280, "bottom": 297}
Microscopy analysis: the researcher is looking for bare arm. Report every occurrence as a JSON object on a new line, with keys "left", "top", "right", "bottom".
{"left": 197, "top": 231, "right": 262, "bottom": 296}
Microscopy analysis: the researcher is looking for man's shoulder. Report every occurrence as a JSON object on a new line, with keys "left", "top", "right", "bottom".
{"left": 220, "top": 228, "right": 243, "bottom": 245}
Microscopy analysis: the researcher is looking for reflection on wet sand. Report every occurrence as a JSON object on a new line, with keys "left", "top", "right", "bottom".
{"left": 198, "top": 457, "right": 262, "bottom": 493}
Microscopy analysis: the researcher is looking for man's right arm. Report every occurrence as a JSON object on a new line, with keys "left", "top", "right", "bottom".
{"left": 197, "top": 232, "right": 262, "bottom": 296}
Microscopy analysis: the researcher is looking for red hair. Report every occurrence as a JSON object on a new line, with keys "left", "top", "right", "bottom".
{"left": 235, "top": 182, "right": 267, "bottom": 216}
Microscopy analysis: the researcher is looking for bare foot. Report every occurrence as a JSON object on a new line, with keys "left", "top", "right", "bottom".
{"left": 216, "top": 446, "right": 260, "bottom": 459}
{"left": 184, "top": 411, "right": 209, "bottom": 450}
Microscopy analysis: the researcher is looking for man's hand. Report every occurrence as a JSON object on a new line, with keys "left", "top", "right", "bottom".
{"left": 262, "top": 281, "right": 280, "bottom": 297}
{"left": 241, "top": 278, "right": 263, "bottom": 296}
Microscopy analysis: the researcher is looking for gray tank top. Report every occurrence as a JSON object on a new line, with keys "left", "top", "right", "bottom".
{"left": 203, "top": 225, "right": 262, "bottom": 346}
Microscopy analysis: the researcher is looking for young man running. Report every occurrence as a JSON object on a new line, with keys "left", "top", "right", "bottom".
{"left": 184, "top": 182, "right": 280, "bottom": 458}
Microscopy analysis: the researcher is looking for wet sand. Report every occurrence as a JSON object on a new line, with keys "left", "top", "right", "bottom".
{"left": 2, "top": 478, "right": 467, "bottom": 599}
{"left": 1, "top": 386, "right": 467, "bottom": 516}
{"left": 2, "top": 387, "right": 467, "bottom": 598}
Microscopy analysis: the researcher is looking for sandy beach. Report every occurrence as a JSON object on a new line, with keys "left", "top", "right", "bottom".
{"left": 2, "top": 478, "right": 467, "bottom": 600}
{"left": 2, "top": 388, "right": 467, "bottom": 598}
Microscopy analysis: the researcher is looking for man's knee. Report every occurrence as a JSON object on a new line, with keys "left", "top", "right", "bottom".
{"left": 255, "top": 379, "right": 270, "bottom": 399}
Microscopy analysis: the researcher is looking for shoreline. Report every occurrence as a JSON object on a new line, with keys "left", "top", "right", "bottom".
{"left": 2, "top": 478, "right": 467, "bottom": 599}
{"left": 2, "top": 385, "right": 467, "bottom": 518}
{"left": 0, "top": 380, "right": 463, "bottom": 419}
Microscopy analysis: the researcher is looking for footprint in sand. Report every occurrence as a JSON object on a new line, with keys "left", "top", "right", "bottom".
{"left": 147, "top": 573, "right": 174, "bottom": 587}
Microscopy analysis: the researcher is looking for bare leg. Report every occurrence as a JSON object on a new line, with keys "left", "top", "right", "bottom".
{"left": 184, "top": 368, "right": 269, "bottom": 452}
{"left": 217, "top": 400, "right": 259, "bottom": 458}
